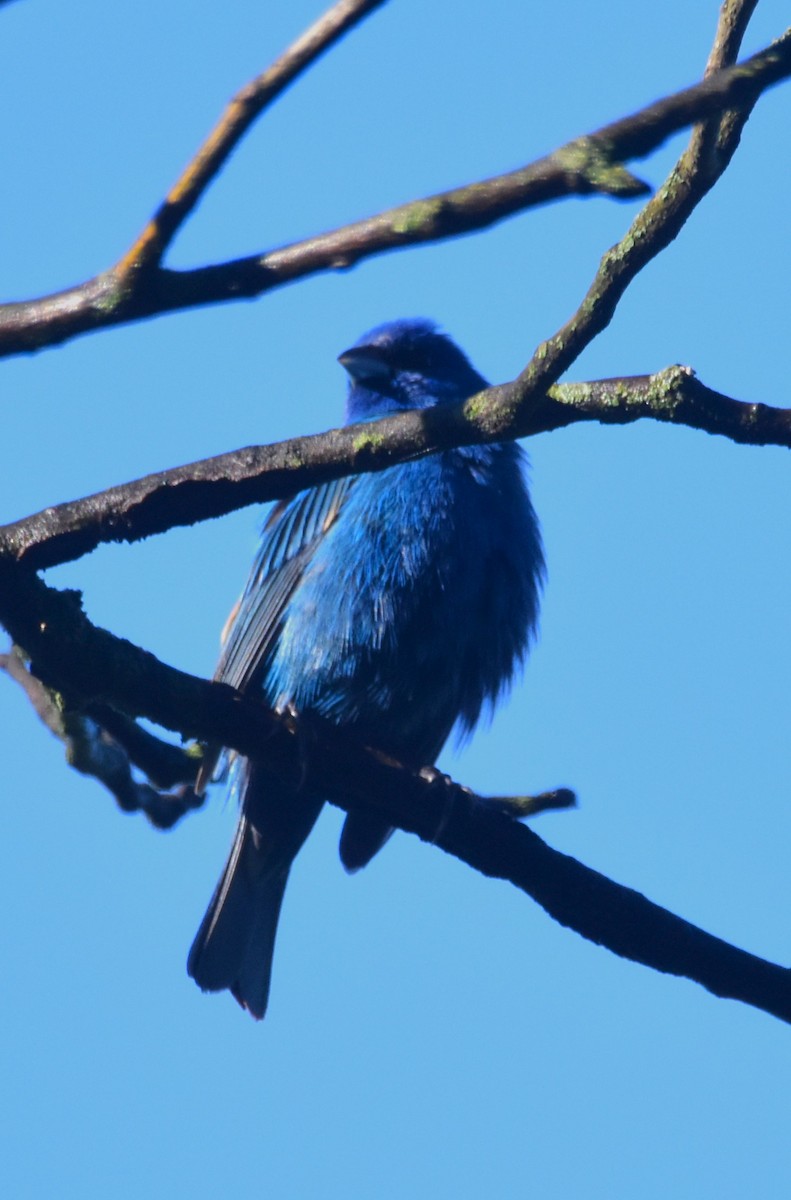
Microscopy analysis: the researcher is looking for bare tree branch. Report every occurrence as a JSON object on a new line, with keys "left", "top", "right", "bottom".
{"left": 501, "top": 5, "right": 783, "bottom": 423}
{"left": 3, "top": 6, "right": 784, "bottom": 588}
{"left": 0, "top": 26, "right": 788, "bottom": 359}
{"left": 0, "top": 565, "right": 788, "bottom": 1024}
{"left": 87, "top": 703, "right": 200, "bottom": 789}
{"left": 3, "top": 644, "right": 577, "bottom": 828}
{"left": 701, "top": 0, "right": 768, "bottom": 153}
{"left": 118, "top": 0, "right": 390, "bottom": 278}
{"left": 1, "top": 365, "right": 788, "bottom": 573}
{"left": 0, "top": 647, "right": 202, "bottom": 829}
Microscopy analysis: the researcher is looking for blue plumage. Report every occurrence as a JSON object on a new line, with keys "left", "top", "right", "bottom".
{"left": 187, "top": 320, "right": 544, "bottom": 1018}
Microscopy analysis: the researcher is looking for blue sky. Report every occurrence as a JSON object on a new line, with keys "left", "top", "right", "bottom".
{"left": 2, "top": 2, "right": 790, "bottom": 1197}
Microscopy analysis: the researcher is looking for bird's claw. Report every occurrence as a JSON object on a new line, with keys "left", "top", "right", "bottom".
{"left": 418, "top": 766, "right": 473, "bottom": 845}
{"left": 275, "top": 701, "right": 316, "bottom": 790}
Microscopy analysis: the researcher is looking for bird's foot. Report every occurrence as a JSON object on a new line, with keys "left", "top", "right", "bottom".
{"left": 275, "top": 701, "right": 316, "bottom": 791}
{"left": 419, "top": 766, "right": 474, "bottom": 845}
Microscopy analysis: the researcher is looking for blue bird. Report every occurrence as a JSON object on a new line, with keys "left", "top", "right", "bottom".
{"left": 187, "top": 319, "right": 544, "bottom": 1018}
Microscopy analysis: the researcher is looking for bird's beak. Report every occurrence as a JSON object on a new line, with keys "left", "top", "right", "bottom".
{"left": 338, "top": 347, "right": 391, "bottom": 383}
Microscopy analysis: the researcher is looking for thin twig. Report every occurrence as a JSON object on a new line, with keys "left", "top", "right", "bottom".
{"left": 487, "top": 788, "right": 577, "bottom": 818}
{"left": 87, "top": 703, "right": 201, "bottom": 789}
{"left": 117, "top": 0, "right": 389, "bottom": 277}
{"left": 0, "top": 647, "right": 203, "bottom": 829}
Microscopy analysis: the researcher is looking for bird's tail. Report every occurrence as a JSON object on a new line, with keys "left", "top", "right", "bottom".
{"left": 187, "top": 763, "right": 322, "bottom": 1020}
{"left": 186, "top": 815, "right": 287, "bottom": 1020}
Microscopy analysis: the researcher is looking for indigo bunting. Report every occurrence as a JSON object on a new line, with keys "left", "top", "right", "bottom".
{"left": 188, "top": 319, "right": 544, "bottom": 1018}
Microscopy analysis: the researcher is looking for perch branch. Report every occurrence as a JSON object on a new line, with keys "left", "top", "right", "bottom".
{"left": 1, "top": 365, "right": 788, "bottom": 573}
{"left": 0, "top": 565, "right": 788, "bottom": 1024}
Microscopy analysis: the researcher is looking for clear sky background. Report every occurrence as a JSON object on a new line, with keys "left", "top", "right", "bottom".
{"left": 2, "top": 2, "right": 790, "bottom": 1197}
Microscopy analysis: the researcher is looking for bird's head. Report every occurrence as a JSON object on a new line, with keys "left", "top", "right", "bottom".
{"left": 338, "top": 319, "right": 488, "bottom": 422}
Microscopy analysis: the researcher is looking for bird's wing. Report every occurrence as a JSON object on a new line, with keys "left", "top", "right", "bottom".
{"left": 217, "top": 474, "right": 356, "bottom": 694}
{"left": 195, "top": 475, "right": 356, "bottom": 794}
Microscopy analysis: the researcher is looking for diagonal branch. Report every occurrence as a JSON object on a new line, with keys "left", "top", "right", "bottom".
{"left": 1, "top": 563, "right": 789, "bottom": 1024}
{"left": 0, "top": 27, "right": 788, "bottom": 358}
{"left": 493, "top": 4, "right": 784, "bottom": 428}
{"left": 699, "top": 0, "right": 760, "bottom": 157}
